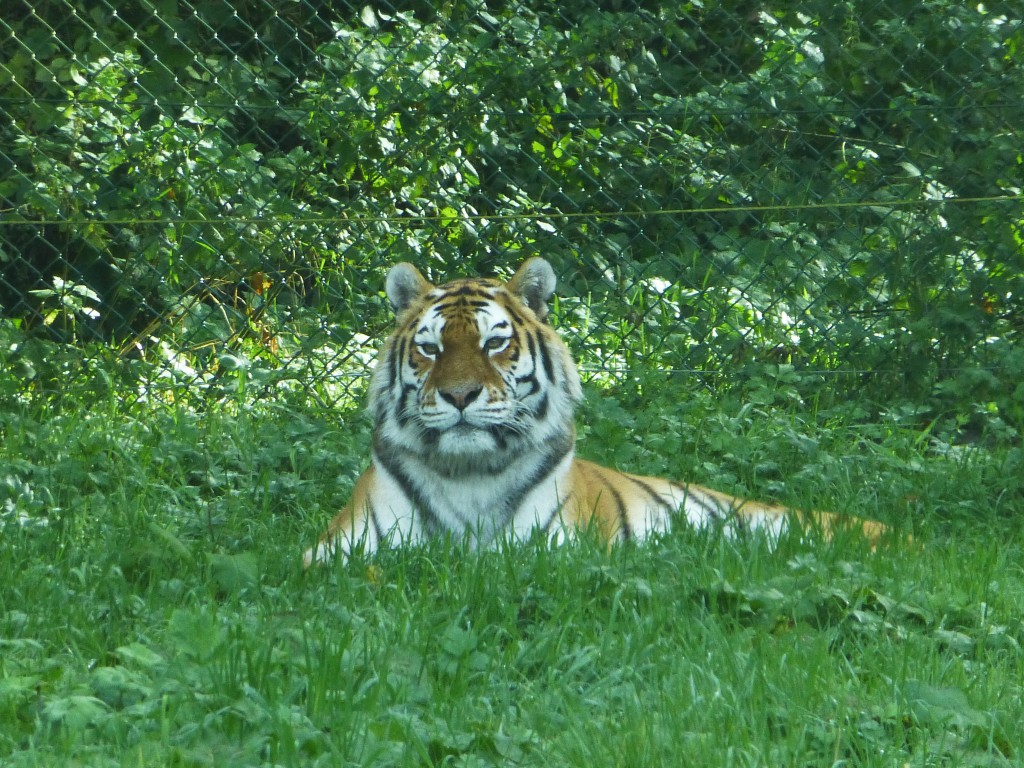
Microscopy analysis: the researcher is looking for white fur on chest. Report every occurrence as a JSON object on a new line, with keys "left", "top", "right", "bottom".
{"left": 371, "top": 448, "right": 574, "bottom": 547}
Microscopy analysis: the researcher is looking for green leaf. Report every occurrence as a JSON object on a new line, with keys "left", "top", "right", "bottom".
{"left": 115, "top": 642, "right": 167, "bottom": 669}
{"left": 0, "top": 675, "right": 40, "bottom": 704}
{"left": 439, "top": 624, "right": 478, "bottom": 659}
{"left": 208, "top": 551, "right": 259, "bottom": 592}
{"left": 167, "top": 608, "right": 226, "bottom": 662}
{"left": 147, "top": 522, "right": 193, "bottom": 562}
{"left": 218, "top": 352, "right": 251, "bottom": 371}
{"left": 933, "top": 628, "right": 975, "bottom": 655}
{"left": 904, "top": 681, "right": 989, "bottom": 729}
{"left": 42, "top": 694, "right": 109, "bottom": 730}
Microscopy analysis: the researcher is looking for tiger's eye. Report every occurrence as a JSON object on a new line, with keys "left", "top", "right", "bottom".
{"left": 418, "top": 342, "right": 440, "bottom": 357}
{"left": 484, "top": 336, "right": 509, "bottom": 353}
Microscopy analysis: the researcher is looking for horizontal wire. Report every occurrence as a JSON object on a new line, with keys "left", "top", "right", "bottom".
{"left": 209, "top": 365, "right": 1014, "bottom": 381}
{"left": 1, "top": 193, "right": 1021, "bottom": 228}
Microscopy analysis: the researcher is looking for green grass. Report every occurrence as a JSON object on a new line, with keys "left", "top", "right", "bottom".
{"left": 1, "top": 393, "right": 1022, "bottom": 767}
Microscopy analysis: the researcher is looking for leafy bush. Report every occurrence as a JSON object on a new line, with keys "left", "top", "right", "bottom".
{"left": 1, "top": 0, "right": 1021, "bottom": 438}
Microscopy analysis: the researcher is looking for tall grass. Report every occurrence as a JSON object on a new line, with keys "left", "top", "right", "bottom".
{"left": 1, "top": 391, "right": 1021, "bottom": 766}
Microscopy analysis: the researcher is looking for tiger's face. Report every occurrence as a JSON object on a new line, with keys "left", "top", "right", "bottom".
{"left": 370, "top": 259, "right": 582, "bottom": 471}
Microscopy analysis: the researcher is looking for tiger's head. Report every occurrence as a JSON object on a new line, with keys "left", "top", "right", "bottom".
{"left": 369, "top": 258, "right": 583, "bottom": 474}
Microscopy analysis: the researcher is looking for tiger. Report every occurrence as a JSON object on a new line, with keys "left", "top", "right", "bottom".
{"left": 303, "top": 258, "right": 889, "bottom": 566}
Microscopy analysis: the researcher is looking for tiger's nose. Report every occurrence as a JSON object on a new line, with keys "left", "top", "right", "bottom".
{"left": 438, "top": 384, "right": 483, "bottom": 411}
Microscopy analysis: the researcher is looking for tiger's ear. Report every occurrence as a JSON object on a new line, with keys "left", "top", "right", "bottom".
{"left": 386, "top": 263, "right": 433, "bottom": 312}
{"left": 508, "top": 258, "right": 557, "bottom": 321}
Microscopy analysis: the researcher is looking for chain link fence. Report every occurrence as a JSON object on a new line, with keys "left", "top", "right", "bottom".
{"left": 2, "top": 1, "right": 1022, "bottom": 426}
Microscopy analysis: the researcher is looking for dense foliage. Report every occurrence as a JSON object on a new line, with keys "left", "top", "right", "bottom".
{"left": 1, "top": 0, "right": 1022, "bottom": 436}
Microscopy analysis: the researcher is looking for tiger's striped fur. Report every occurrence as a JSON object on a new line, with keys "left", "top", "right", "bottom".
{"left": 303, "top": 259, "right": 887, "bottom": 565}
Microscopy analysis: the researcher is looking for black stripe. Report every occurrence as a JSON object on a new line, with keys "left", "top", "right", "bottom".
{"left": 486, "top": 426, "right": 509, "bottom": 451}
{"left": 505, "top": 306, "right": 524, "bottom": 325}
{"left": 524, "top": 328, "right": 538, "bottom": 365}
{"left": 597, "top": 472, "right": 631, "bottom": 541}
{"left": 534, "top": 392, "right": 549, "bottom": 420}
{"left": 674, "top": 483, "right": 726, "bottom": 523}
{"left": 536, "top": 332, "right": 556, "bottom": 383}
{"left": 434, "top": 299, "right": 491, "bottom": 315}
{"left": 503, "top": 433, "right": 574, "bottom": 525}
{"left": 449, "top": 284, "right": 493, "bottom": 298}
{"left": 512, "top": 338, "right": 539, "bottom": 396}
{"left": 436, "top": 297, "right": 490, "bottom": 311}
{"left": 388, "top": 339, "right": 405, "bottom": 390}
{"left": 369, "top": 499, "right": 385, "bottom": 546}
{"left": 396, "top": 384, "right": 417, "bottom": 426}
{"left": 627, "top": 475, "right": 676, "bottom": 512}
{"left": 372, "top": 441, "right": 443, "bottom": 534}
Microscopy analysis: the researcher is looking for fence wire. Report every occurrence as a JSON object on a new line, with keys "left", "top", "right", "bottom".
{"left": 1, "top": 0, "right": 1022, "bottom": 422}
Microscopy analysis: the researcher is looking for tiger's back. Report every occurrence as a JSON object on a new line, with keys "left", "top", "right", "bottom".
{"left": 564, "top": 459, "right": 889, "bottom": 547}
{"left": 304, "top": 259, "right": 888, "bottom": 565}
